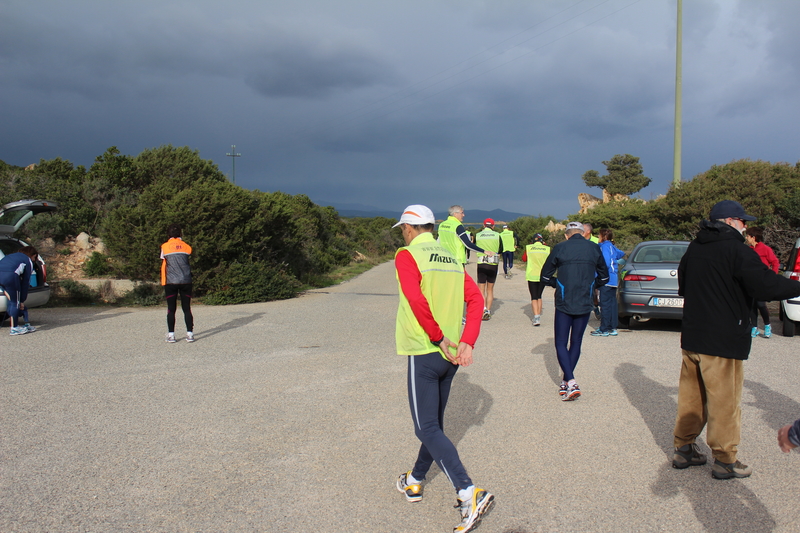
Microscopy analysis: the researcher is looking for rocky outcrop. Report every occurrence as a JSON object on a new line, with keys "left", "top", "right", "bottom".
{"left": 544, "top": 220, "right": 566, "bottom": 234}
{"left": 578, "top": 193, "right": 603, "bottom": 214}
{"left": 578, "top": 190, "right": 634, "bottom": 214}
{"left": 39, "top": 235, "right": 108, "bottom": 281}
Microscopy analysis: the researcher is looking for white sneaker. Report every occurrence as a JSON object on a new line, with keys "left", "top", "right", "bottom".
{"left": 166, "top": 333, "right": 176, "bottom": 343}
{"left": 186, "top": 332, "right": 195, "bottom": 343}
{"left": 454, "top": 487, "right": 495, "bottom": 532}
{"left": 533, "top": 315, "right": 541, "bottom": 326}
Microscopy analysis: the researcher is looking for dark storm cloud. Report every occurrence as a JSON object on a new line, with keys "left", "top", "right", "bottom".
{"left": 245, "top": 45, "right": 398, "bottom": 99}
{"left": 1, "top": 0, "right": 799, "bottom": 218}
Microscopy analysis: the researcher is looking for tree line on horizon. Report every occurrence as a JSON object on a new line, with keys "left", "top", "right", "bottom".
{"left": 3, "top": 146, "right": 800, "bottom": 304}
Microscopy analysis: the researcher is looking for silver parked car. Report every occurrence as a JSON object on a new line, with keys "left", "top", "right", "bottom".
{"left": 617, "top": 240, "right": 690, "bottom": 328}
{"left": 779, "top": 236, "right": 800, "bottom": 337}
{"left": 0, "top": 199, "right": 58, "bottom": 320}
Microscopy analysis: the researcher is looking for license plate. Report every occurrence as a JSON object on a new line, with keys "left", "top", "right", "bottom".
{"left": 651, "top": 297, "right": 683, "bottom": 308}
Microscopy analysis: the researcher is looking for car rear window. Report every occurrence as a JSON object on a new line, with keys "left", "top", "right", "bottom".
{"left": 632, "top": 244, "right": 688, "bottom": 263}
{"left": 0, "top": 240, "right": 22, "bottom": 258}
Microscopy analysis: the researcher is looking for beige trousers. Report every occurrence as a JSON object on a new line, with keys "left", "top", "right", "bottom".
{"left": 673, "top": 349, "right": 744, "bottom": 463}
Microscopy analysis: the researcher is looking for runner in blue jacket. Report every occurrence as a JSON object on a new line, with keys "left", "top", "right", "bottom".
{"left": 541, "top": 222, "right": 608, "bottom": 400}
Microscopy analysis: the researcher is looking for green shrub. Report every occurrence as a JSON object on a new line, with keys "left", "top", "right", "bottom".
{"left": 83, "top": 252, "right": 112, "bottom": 277}
{"left": 202, "top": 261, "right": 302, "bottom": 305}
{"left": 56, "top": 280, "right": 97, "bottom": 305}
{"left": 124, "top": 282, "right": 162, "bottom": 306}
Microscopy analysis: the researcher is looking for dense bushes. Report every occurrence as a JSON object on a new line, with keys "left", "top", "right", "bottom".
{"left": 1, "top": 145, "right": 399, "bottom": 305}
{"left": 576, "top": 159, "right": 800, "bottom": 259}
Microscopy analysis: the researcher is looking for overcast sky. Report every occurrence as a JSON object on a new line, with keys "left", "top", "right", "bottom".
{"left": 2, "top": 0, "right": 798, "bottom": 219}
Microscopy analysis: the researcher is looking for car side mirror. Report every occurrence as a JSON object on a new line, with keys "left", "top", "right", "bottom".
{"left": 617, "top": 258, "right": 626, "bottom": 268}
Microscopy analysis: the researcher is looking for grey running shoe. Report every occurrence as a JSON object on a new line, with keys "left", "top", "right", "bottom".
{"left": 9, "top": 326, "right": 28, "bottom": 336}
{"left": 25, "top": 324, "right": 36, "bottom": 333}
{"left": 454, "top": 488, "right": 494, "bottom": 533}
{"left": 711, "top": 459, "right": 752, "bottom": 479}
{"left": 533, "top": 315, "right": 541, "bottom": 326}
{"left": 396, "top": 471, "right": 423, "bottom": 503}
{"left": 672, "top": 443, "right": 707, "bottom": 469}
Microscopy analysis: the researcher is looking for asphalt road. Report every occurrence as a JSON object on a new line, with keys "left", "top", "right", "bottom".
{"left": 2, "top": 260, "right": 799, "bottom": 533}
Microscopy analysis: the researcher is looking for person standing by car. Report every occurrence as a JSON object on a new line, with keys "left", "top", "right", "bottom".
{"left": 541, "top": 222, "right": 609, "bottom": 401}
{"left": 673, "top": 200, "right": 800, "bottom": 479}
{"left": 0, "top": 246, "right": 39, "bottom": 336}
{"left": 744, "top": 227, "right": 779, "bottom": 338}
{"left": 391, "top": 205, "right": 494, "bottom": 533}
{"left": 161, "top": 224, "right": 195, "bottom": 343}
{"left": 592, "top": 229, "right": 626, "bottom": 337}
{"left": 522, "top": 234, "right": 550, "bottom": 326}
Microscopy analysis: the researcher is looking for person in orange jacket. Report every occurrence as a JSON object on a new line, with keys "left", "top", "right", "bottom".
{"left": 161, "top": 224, "right": 195, "bottom": 343}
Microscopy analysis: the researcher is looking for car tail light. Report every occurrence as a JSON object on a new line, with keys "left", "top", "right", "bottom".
{"left": 791, "top": 272, "right": 800, "bottom": 281}
{"left": 624, "top": 274, "right": 657, "bottom": 282}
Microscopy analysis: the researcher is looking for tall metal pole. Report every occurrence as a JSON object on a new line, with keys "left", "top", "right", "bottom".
{"left": 672, "top": 0, "right": 683, "bottom": 187}
{"left": 226, "top": 145, "right": 241, "bottom": 184}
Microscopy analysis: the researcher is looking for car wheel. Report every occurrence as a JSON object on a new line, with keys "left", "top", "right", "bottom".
{"left": 782, "top": 304, "right": 795, "bottom": 337}
{"left": 618, "top": 315, "right": 631, "bottom": 329}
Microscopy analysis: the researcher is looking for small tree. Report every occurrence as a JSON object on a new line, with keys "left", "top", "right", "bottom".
{"left": 582, "top": 154, "right": 651, "bottom": 196}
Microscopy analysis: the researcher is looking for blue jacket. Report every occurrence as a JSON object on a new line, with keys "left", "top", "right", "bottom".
{"left": 0, "top": 252, "right": 34, "bottom": 302}
{"left": 541, "top": 234, "right": 609, "bottom": 315}
{"left": 599, "top": 240, "right": 626, "bottom": 287}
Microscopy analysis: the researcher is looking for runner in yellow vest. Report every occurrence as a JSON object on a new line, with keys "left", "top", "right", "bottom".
{"left": 522, "top": 233, "right": 551, "bottom": 326}
{"left": 475, "top": 219, "right": 503, "bottom": 320}
{"left": 437, "top": 205, "right": 494, "bottom": 267}
{"left": 392, "top": 204, "right": 495, "bottom": 532}
{"left": 499, "top": 225, "right": 518, "bottom": 279}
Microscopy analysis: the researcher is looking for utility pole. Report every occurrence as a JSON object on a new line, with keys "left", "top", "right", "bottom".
{"left": 226, "top": 145, "right": 241, "bottom": 184}
{"left": 672, "top": 0, "right": 682, "bottom": 187}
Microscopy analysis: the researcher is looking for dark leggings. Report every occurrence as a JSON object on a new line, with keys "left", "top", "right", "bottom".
{"left": 165, "top": 283, "right": 193, "bottom": 332}
{"left": 407, "top": 352, "right": 472, "bottom": 491}
{"left": 554, "top": 309, "right": 590, "bottom": 382}
{"left": 751, "top": 301, "right": 770, "bottom": 326}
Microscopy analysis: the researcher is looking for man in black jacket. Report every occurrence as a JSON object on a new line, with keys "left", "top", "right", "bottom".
{"left": 541, "top": 221, "right": 609, "bottom": 401}
{"left": 673, "top": 200, "right": 800, "bottom": 479}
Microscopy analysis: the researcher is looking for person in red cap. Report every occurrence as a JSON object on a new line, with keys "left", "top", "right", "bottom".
{"left": 474, "top": 218, "right": 504, "bottom": 320}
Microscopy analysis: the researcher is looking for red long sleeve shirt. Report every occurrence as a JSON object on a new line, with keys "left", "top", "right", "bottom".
{"left": 395, "top": 249, "right": 483, "bottom": 347}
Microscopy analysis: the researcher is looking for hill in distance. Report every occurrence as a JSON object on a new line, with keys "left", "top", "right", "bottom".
{"left": 319, "top": 201, "right": 533, "bottom": 224}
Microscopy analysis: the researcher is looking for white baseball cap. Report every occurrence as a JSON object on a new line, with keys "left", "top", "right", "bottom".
{"left": 566, "top": 221, "right": 585, "bottom": 232}
{"left": 392, "top": 204, "right": 436, "bottom": 228}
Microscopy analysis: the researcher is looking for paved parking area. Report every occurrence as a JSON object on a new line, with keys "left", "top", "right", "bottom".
{"left": 2, "top": 261, "right": 799, "bottom": 532}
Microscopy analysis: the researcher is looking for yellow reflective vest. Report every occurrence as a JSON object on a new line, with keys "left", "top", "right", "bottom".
{"left": 500, "top": 229, "right": 516, "bottom": 251}
{"left": 395, "top": 232, "right": 464, "bottom": 359}
{"left": 437, "top": 216, "right": 466, "bottom": 265}
{"left": 525, "top": 242, "right": 551, "bottom": 282}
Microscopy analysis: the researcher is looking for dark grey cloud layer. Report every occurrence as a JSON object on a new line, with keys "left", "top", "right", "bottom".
{"left": 2, "top": 0, "right": 798, "bottom": 219}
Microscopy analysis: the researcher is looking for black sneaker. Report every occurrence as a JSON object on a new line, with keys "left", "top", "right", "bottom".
{"left": 711, "top": 459, "right": 752, "bottom": 479}
{"left": 672, "top": 443, "right": 707, "bottom": 469}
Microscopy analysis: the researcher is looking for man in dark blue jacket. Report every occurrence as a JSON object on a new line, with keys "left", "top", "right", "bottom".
{"left": 674, "top": 200, "right": 800, "bottom": 479}
{"left": 0, "top": 247, "right": 38, "bottom": 336}
{"left": 541, "top": 222, "right": 609, "bottom": 401}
